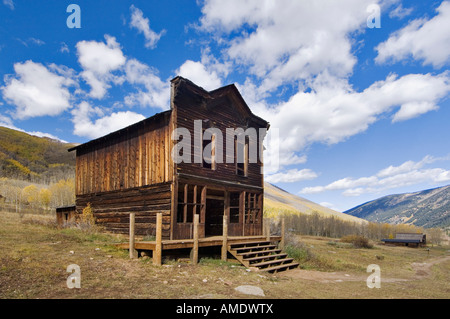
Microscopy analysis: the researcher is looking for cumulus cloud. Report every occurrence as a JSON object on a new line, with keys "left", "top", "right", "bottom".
{"left": 71, "top": 101, "right": 145, "bottom": 139}
{"left": 254, "top": 71, "right": 450, "bottom": 171}
{"left": 195, "top": 0, "right": 450, "bottom": 177}
{"left": 177, "top": 60, "right": 223, "bottom": 91}
{"left": 130, "top": 5, "right": 165, "bottom": 49}
{"left": 265, "top": 168, "right": 318, "bottom": 183}
{"left": 198, "top": 0, "right": 375, "bottom": 93}
{"left": 76, "top": 35, "right": 126, "bottom": 99}
{"left": 1, "top": 60, "right": 75, "bottom": 119}
{"left": 124, "top": 59, "right": 170, "bottom": 110}
{"left": 300, "top": 155, "right": 450, "bottom": 196}
{"left": 176, "top": 48, "right": 230, "bottom": 91}
{"left": 376, "top": 1, "right": 450, "bottom": 68}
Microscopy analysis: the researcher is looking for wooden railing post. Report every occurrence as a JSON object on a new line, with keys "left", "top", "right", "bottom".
{"left": 222, "top": 215, "right": 228, "bottom": 261}
{"left": 265, "top": 218, "right": 270, "bottom": 241}
{"left": 280, "top": 217, "right": 285, "bottom": 249}
{"left": 192, "top": 214, "right": 199, "bottom": 265}
{"left": 153, "top": 212, "right": 162, "bottom": 266}
{"left": 129, "top": 212, "right": 136, "bottom": 259}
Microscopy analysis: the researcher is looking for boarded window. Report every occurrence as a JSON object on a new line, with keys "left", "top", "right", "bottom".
{"left": 202, "top": 129, "right": 213, "bottom": 170}
{"left": 235, "top": 136, "right": 248, "bottom": 176}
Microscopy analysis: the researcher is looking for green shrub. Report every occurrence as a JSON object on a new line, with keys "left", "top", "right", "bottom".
{"left": 285, "top": 244, "right": 313, "bottom": 263}
{"left": 340, "top": 235, "right": 373, "bottom": 248}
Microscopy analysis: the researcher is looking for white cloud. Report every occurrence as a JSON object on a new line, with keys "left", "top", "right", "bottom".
{"left": 176, "top": 60, "right": 223, "bottom": 91}
{"left": 0, "top": 114, "right": 14, "bottom": 128}
{"left": 60, "top": 42, "right": 70, "bottom": 53}
{"left": 196, "top": 0, "right": 449, "bottom": 177}
{"left": 265, "top": 168, "right": 318, "bottom": 183}
{"left": 3, "top": 0, "right": 14, "bottom": 10}
{"left": 300, "top": 155, "right": 450, "bottom": 196}
{"left": 176, "top": 47, "right": 231, "bottom": 91}
{"left": 129, "top": 5, "right": 165, "bottom": 49}
{"left": 198, "top": 0, "right": 376, "bottom": 93}
{"left": 376, "top": 1, "right": 450, "bottom": 68}
{"left": 1, "top": 60, "right": 74, "bottom": 119}
{"left": 124, "top": 59, "right": 170, "bottom": 110}
{"left": 76, "top": 35, "right": 126, "bottom": 99}
{"left": 255, "top": 71, "right": 450, "bottom": 170}
{"left": 28, "top": 38, "right": 45, "bottom": 46}
{"left": 71, "top": 101, "right": 145, "bottom": 139}
{"left": 389, "top": 3, "right": 413, "bottom": 19}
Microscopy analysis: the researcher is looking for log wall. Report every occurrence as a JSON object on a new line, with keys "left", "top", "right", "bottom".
{"left": 76, "top": 182, "right": 172, "bottom": 238}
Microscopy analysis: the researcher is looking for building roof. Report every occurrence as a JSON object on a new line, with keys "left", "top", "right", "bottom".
{"left": 381, "top": 239, "right": 422, "bottom": 243}
{"left": 68, "top": 110, "right": 171, "bottom": 152}
{"left": 69, "top": 76, "right": 269, "bottom": 153}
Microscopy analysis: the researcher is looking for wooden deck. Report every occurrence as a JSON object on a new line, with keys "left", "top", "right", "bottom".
{"left": 116, "top": 235, "right": 282, "bottom": 251}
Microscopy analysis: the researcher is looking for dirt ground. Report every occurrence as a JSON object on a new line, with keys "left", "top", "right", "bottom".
{"left": 279, "top": 255, "right": 450, "bottom": 284}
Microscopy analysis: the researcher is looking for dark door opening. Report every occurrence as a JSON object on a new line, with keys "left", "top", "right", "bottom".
{"left": 205, "top": 198, "right": 224, "bottom": 236}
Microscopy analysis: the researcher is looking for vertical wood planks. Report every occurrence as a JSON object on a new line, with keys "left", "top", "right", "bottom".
{"left": 74, "top": 113, "right": 173, "bottom": 195}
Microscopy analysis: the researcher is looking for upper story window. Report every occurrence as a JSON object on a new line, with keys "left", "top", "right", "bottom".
{"left": 202, "top": 128, "right": 216, "bottom": 170}
{"left": 235, "top": 135, "right": 248, "bottom": 177}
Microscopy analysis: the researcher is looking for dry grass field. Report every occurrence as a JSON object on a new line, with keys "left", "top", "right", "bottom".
{"left": 0, "top": 211, "right": 449, "bottom": 299}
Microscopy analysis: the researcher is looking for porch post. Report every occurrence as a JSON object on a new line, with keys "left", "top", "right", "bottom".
{"left": 222, "top": 214, "right": 228, "bottom": 261}
{"left": 265, "top": 218, "right": 270, "bottom": 241}
{"left": 280, "top": 217, "right": 285, "bottom": 249}
{"left": 192, "top": 214, "right": 199, "bottom": 265}
{"left": 129, "top": 212, "right": 137, "bottom": 259}
{"left": 154, "top": 212, "right": 162, "bottom": 266}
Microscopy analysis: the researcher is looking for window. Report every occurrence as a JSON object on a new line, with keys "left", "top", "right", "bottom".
{"left": 177, "top": 184, "right": 203, "bottom": 223}
{"left": 244, "top": 192, "right": 261, "bottom": 224}
{"left": 229, "top": 192, "right": 240, "bottom": 224}
{"left": 202, "top": 129, "right": 215, "bottom": 170}
{"left": 235, "top": 136, "right": 248, "bottom": 176}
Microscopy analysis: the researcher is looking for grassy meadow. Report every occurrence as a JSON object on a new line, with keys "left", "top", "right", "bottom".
{"left": 0, "top": 211, "right": 448, "bottom": 299}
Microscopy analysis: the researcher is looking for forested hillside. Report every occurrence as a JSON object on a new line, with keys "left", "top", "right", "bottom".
{"left": 0, "top": 126, "right": 76, "bottom": 183}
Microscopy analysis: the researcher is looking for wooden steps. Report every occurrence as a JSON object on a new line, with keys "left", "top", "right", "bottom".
{"left": 228, "top": 240, "right": 299, "bottom": 273}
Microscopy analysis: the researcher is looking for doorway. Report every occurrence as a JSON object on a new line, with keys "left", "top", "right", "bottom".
{"left": 205, "top": 190, "right": 225, "bottom": 237}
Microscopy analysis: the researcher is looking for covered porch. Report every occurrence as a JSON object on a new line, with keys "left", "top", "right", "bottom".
{"left": 117, "top": 213, "right": 299, "bottom": 272}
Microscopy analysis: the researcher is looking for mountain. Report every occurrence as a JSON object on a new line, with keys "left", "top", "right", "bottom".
{"left": 0, "top": 126, "right": 77, "bottom": 182}
{"left": 344, "top": 185, "right": 450, "bottom": 228}
{"left": 264, "top": 182, "right": 365, "bottom": 224}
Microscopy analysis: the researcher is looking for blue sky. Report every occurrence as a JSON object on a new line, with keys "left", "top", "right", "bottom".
{"left": 1, "top": 0, "right": 450, "bottom": 212}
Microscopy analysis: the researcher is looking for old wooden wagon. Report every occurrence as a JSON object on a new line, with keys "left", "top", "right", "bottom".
{"left": 61, "top": 76, "right": 298, "bottom": 272}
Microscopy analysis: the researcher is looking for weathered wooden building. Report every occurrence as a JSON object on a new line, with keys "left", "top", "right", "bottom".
{"left": 66, "top": 76, "right": 270, "bottom": 240}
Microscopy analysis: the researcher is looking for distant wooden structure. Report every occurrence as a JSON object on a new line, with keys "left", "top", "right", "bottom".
{"left": 381, "top": 233, "right": 427, "bottom": 247}
{"left": 56, "top": 205, "right": 76, "bottom": 225}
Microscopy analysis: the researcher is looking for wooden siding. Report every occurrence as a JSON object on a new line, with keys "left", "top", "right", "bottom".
{"left": 172, "top": 79, "right": 266, "bottom": 189}
{"left": 74, "top": 112, "right": 173, "bottom": 195}
{"left": 76, "top": 183, "right": 172, "bottom": 238}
